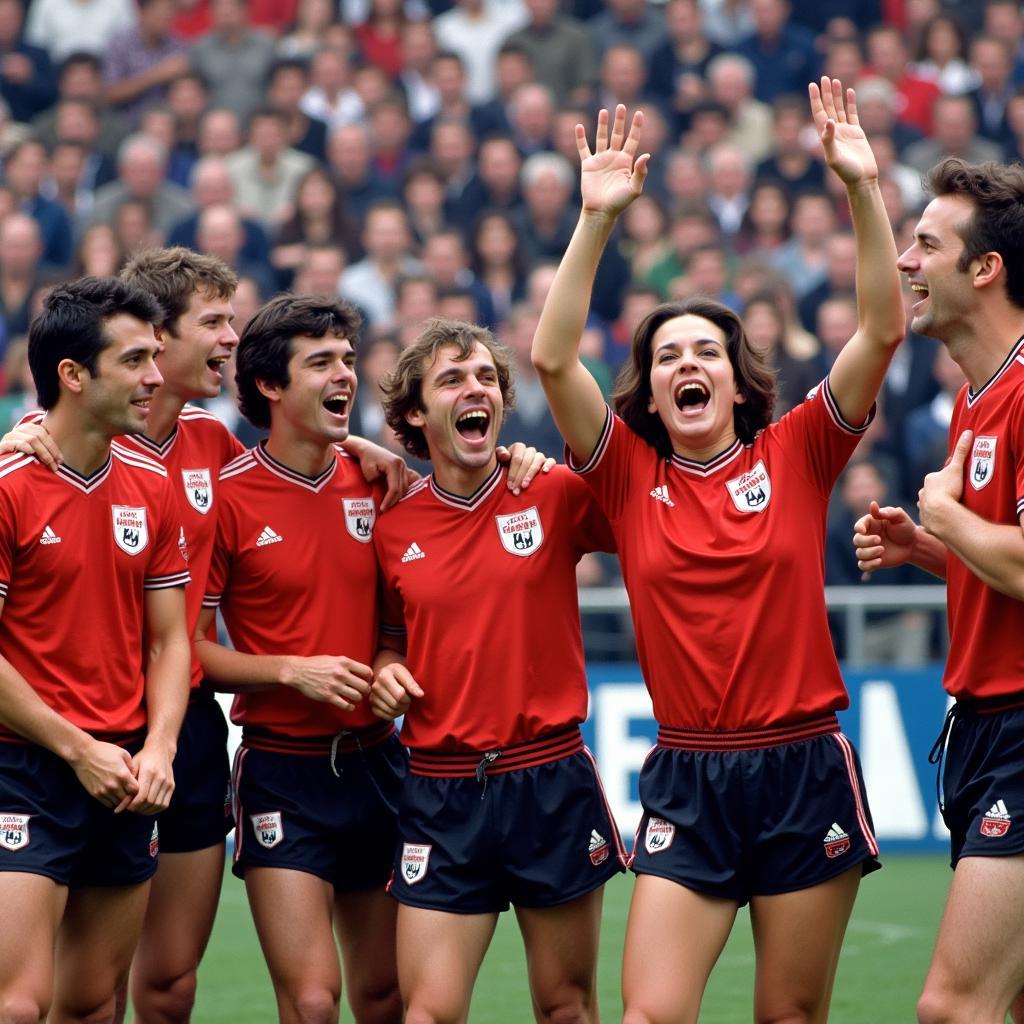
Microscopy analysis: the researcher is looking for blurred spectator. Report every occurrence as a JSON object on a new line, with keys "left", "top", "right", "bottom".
{"left": 393, "top": 273, "right": 438, "bottom": 346}
{"left": 195, "top": 201, "right": 276, "bottom": 297}
{"left": 226, "top": 107, "right": 315, "bottom": 230}
{"left": 605, "top": 282, "right": 661, "bottom": 369}
{"left": 47, "top": 99, "right": 119, "bottom": 196}
{"left": 619, "top": 194, "right": 674, "bottom": 284}
{"left": 367, "top": 94, "right": 414, "bottom": 194}
{"left": 865, "top": 24, "right": 941, "bottom": 135}
{"left": 32, "top": 53, "right": 130, "bottom": 159}
{"left": 25, "top": 0, "right": 132, "bottom": 63}
{"left": 704, "top": 54, "right": 772, "bottom": 165}
{"left": 300, "top": 46, "right": 363, "bottom": 132}
{"left": 340, "top": 198, "right": 421, "bottom": 327}
{"left": 507, "top": 81, "right": 557, "bottom": 157}
{"left": 736, "top": 0, "right": 818, "bottom": 103}
{"left": 662, "top": 148, "right": 709, "bottom": 211}
{"left": 190, "top": 0, "right": 276, "bottom": 122}
{"left": 673, "top": 241, "right": 741, "bottom": 310}
{"left": 513, "top": 151, "right": 578, "bottom": 264}
{"left": 0, "top": 0, "right": 56, "bottom": 124}
{"left": 354, "top": 59, "right": 399, "bottom": 113}
{"left": 91, "top": 132, "right": 194, "bottom": 237}
{"left": 594, "top": 43, "right": 662, "bottom": 120}
{"left": 983, "top": 0, "right": 1024, "bottom": 83}
{"left": 277, "top": 0, "right": 337, "bottom": 60}
{"left": 45, "top": 138, "right": 108, "bottom": 222}
{"left": 589, "top": 0, "right": 664, "bottom": 63}
{"left": 504, "top": 0, "right": 596, "bottom": 106}
{"left": 468, "top": 209, "right": 527, "bottom": 328}
{"left": 112, "top": 195, "right": 161, "bottom": 253}
{"left": 411, "top": 50, "right": 504, "bottom": 149}
{"left": 71, "top": 222, "right": 124, "bottom": 277}
{"left": 770, "top": 189, "right": 835, "bottom": 300}
{"left": 788, "top": 0, "right": 879, "bottom": 34}
{"left": 742, "top": 290, "right": 821, "bottom": 416}
{"left": 1005, "top": 86, "right": 1024, "bottom": 160}
{"left": 349, "top": 333, "right": 405, "bottom": 452}
{"left": 397, "top": 19, "right": 440, "bottom": 124}
{"left": 103, "top": 0, "right": 190, "bottom": 126}
{"left": 700, "top": 0, "right": 755, "bottom": 49}
{"left": 912, "top": 13, "right": 976, "bottom": 94}
{"left": 0, "top": 213, "right": 43, "bottom": 346}
{"left": 648, "top": 0, "right": 722, "bottom": 134}
{"left": 420, "top": 228, "right": 497, "bottom": 328}
{"left": 904, "top": 344, "right": 966, "bottom": 491}
{"left": 430, "top": 116, "right": 487, "bottom": 230}
{"left": 327, "top": 122, "right": 393, "bottom": 224}
{"left": 472, "top": 42, "right": 534, "bottom": 137}
{"left": 902, "top": 92, "right": 1004, "bottom": 173}
{"left": 645, "top": 203, "right": 720, "bottom": 297}
{"left": 433, "top": 0, "right": 529, "bottom": 105}
{"left": 293, "top": 242, "right": 346, "bottom": 298}
{"left": 165, "top": 72, "right": 210, "bottom": 185}
{"left": 814, "top": 293, "right": 858, "bottom": 365}
{"left": 734, "top": 178, "right": 790, "bottom": 257}
{"left": 966, "top": 34, "right": 1016, "bottom": 147}
{"left": 3, "top": 138, "right": 73, "bottom": 268}
{"left": 798, "top": 229, "right": 855, "bottom": 332}
{"left": 266, "top": 59, "right": 328, "bottom": 165}
{"left": 476, "top": 134, "right": 524, "bottom": 213}
{"left": 705, "top": 143, "right": 753, "bottom": 239}
{"left": 853, "top": 76, "right": 924, "bottom": 159}
{"left": 401, "top": 157, "right": 447, "bottom": 246}
{"left": 0, "top": 98, "right": 31, "bottom": 160}
{"left": 754, "top": 93, "right": 825, "bottom": 195}
{"left": 196, "top": 107, "right": 243, "bottom": 162}
{"left": 436, "top": 284, "right": 479, "bottom": 324}
{"left": 822, "top": 35, "right": 866, "bottom": 87}
{"left": 354, "top": 0, "right": 408, "bottom": 80}
{"left": 682, "top": 98, "right": 730, "bottom": 156}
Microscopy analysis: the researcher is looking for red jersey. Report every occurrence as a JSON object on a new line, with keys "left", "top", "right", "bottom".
{"left": 373, "top": 464, "right": 615, "bottom": 753}
{"left": 204, "top": 443, "right": 384, "bottom": 736}
{"left": 120, "top": 406, "right": 243, "bottom": 688}
{"left": 943, "top": 337, "right": 1024, "bottom": 700}
{"left": 0, "top": 445, "right": 189, "bottom": 736}
{"left": 570, "top": 379, "right": 867, "bottom": 732}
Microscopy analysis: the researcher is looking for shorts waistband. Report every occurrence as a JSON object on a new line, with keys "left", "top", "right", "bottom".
{"left": 409, "top": 726, "right": 582, "bottom": 778}
{"left": 657, "top": 714, "right": 840, "bottom": 752}
{"left": 0, "top": 725, "right": 147, "bottom": 747}
{"left": 240, "top": 720, "right": 396, "bottom": 756}
{"left": 951, "top": 692, "right": 1024, "bottom": 716}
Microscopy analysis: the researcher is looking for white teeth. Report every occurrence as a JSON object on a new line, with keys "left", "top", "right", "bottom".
{"left": 457, "top": 410, "right": 488, "bottom": 424}
{"left": 911, "top": 285, "right": 927, "bottom": 292}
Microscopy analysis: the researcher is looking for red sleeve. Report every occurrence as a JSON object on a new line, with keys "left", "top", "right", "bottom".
{"left": 565, "top": 406, "right": 646, "bottom": 522}
{"left": 561, "top": 469, "right": 616, "bottom": 556}
{"left": 144, "top": 475, "right": 190, "bottom": 590}
{"left": 203, "top": 492, "right": 232, "bottom": 609}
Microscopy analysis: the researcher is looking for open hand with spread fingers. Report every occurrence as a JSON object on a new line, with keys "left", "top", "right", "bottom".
{"left": 578, "top": 103, "right": 650, "bottom": 220}
{"left": 809, "top": 76, "right": 878, "bottom": 187}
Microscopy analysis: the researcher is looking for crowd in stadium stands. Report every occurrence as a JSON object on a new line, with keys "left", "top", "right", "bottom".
{"left": 2, "top": 0, "right": 1021, "bottom": 655}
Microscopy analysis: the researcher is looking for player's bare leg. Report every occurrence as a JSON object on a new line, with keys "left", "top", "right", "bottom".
{"left": 397, "top": 906, "right": 498, "bottom": 1024}
{"left": 129, "top": 844, "right": 226, "bottom": 1023}
{"left": 515, "top": 888, "right": 604, "bottom": 1024}
{"left": 917, "top": 855, "right": 1024, "bottom": 1024}
{"left": 51, "top": 882, "right": 151, "bottom": 1024}
{"left": 245, "top": 867, "right": 342, "bottom": 1024}
{"left": 749, "top": 867, "right": 860, "bottom": 1024}
{"left": 1009, "top": 987, "right": 1024, "bottom": 1024}
{"left": 0, "top": 873, "right": 66, "bottom": 1023}
{"left": 621, "top": 875, "right": 738, "bottom": 1024}
{"left": 333, "top": 887, "right": 401, "bottom": 1024}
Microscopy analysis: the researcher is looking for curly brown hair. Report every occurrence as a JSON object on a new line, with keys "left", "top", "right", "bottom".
{"left": 381, "top": 318, "right": 516, "bottom": 460}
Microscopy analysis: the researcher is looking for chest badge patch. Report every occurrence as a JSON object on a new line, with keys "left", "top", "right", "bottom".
{"left": 112, "top": 505, "right": 149, "bottom": 555}
{"left": 182, "top": 468, "right": 213, "bottom": 514}
{"left": 496, "top": 506, "right": 544, "bottom": 556}
{"left": 969, "top": 435, "right": 997, "bottom": 491}
{"left": 725, "top": 459, "right": 772, "bottom": 513}
{"left": 343, "top": 498, "right": 376, "bottom": 543}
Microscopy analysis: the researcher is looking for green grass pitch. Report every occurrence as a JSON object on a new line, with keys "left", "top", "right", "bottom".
{"left": 192, "top": 854, "right": 949, "bottom": 1022}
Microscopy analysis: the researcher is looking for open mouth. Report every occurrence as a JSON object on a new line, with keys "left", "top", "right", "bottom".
{"left": 910, "top": 282, "right": 929, "bottom": 306}
{"left": 207, "top": 356, "right": 230, "bottom": 375}
{"left": 323, "top": 394, "right": 350, "bottom": 417}
{"left": 674, "top": 381, "right": 709, "bottom": 412}
{"left": 455, "top": 409, "right": 490, "bottom": 440}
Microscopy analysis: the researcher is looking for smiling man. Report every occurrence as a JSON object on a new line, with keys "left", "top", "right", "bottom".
{"left": 370, "top": 318, "right": 623, "bottom": 1024}
{"left": 0, "top": 277, "right": 191, "bottom": 1023}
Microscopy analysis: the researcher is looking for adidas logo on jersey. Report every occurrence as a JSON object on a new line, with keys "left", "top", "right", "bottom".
{"left": 981, "top": 799, "right": 1012, "bottom": 837}
{"left": 401, "top": 542, "right": 426, "bottom": 563}
{"left": 39, "top": 525, "right": 61, "bottom": 545}
{"left": 256, "top": 525, "right": 283, "bottom": 547}
{"left": 823, "top": 822, "right": 850, "bottom": 859}
{"left": 588, "top": 829, "right": 610, "bottom": 866}
{"left": 649, "top": 484, "right": 674, "bottom": 507}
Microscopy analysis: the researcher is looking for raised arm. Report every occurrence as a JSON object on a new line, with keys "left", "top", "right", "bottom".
{"left": 531, "top": 105, "right": 649, "bottom": 462}
{"left": 811, "top": 78, "right": 906, "bottom": 426}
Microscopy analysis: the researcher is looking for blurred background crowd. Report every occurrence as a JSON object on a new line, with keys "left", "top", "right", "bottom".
{"left": 2, "top": 0, "right": 1016, "bottom": 657}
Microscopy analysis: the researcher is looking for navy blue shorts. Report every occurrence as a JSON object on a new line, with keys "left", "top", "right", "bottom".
{"left": 159, "top": 690, "right": 232, "bottom": 853}
{"left": 232, "top": 724, "right": 406, "bottom": 891}
{"left": 938, "top": 700, "right": 1024, "bottom": 867}
{"left": 0, "top": 736, "right": 159, "bottom": 887}
{"left": 631, "top": 718, "right": 880, "bottom": 905}
{"left": 391, "top": 734, "right": 626, "bottom": 914}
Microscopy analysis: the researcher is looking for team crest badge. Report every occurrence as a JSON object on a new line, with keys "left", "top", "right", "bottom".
{"left": 0, "top": 814, "right": 30, "bottom": 851}
{"left": 400, "top": 842, "right": 431, "bottom": 885}
{"left": 251, "top": 811, "right": 284, "bottom": 849}
{"left": 725, "top": 460, "right": 772, "bottom": 514}
{"left": 149, "top": 822, "right": 159, "bottom": 858}
{"left": 112, "top": 506, "right": 149, "bottom": 555}
{"left": 969, "top": 436, "right": 997, "bottom": 491}
{"left": 182, "top": 468, "right": 213, "bottom": 514}
{"left": 495, "top": 507, "right": 544, "bottom": 556}
{"left": 342, "top": 498, "right": 376, "bottom": 543}
{"left": 980, "top": 800, "right": 1011, "bottom": 837}
{"left": 823, "top": 822, "right": 850, "bottom": 859}
{"left": 644, "top": 817, "right": 675, "bottom": 855}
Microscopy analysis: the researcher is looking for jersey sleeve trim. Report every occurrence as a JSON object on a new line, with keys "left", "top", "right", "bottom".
{"left": 144, "top": 570, "right": 192, "bottom": 590}
{"left": 1017, "top": 497, "right": 1024, "bottom": 518}
{"left": 0, "top": 580, "right": 8, "bottom": 599}
{"left": 565, "top": 405, "right": 614, "bottom": 475}
{"left": 819, "top": 376, "right": 875, "bottom": 435}
{"left": 380, "top": 621, "right": 406, "bottom": 638}
{"left": 202, "top": 592, "right": 221, "bottom": 609}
